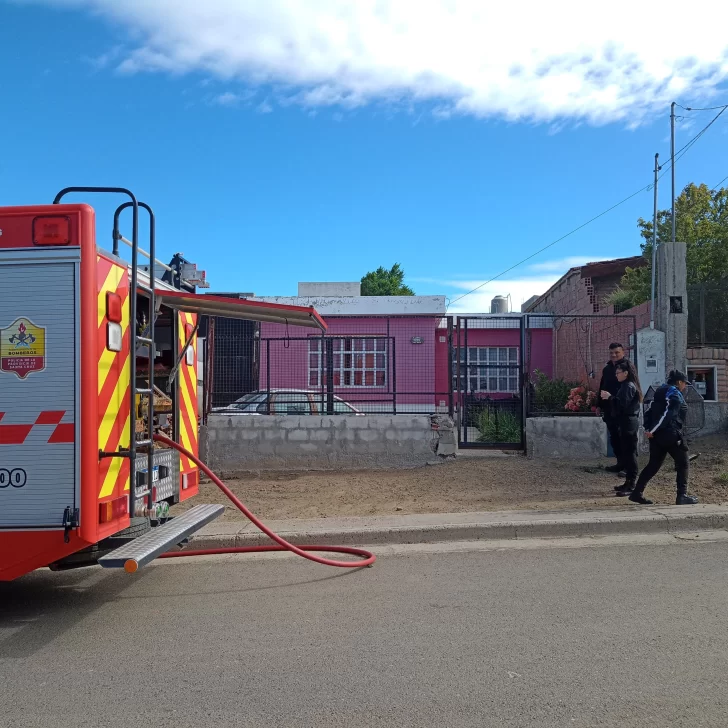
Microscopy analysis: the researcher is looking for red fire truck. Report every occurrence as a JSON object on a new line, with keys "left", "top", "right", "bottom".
{"left": 0, "top": 187, "right": 327, "bottom": 581}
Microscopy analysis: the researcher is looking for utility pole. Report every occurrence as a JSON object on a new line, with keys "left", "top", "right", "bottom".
{"left": 670, "top": 102, "right": 677, "bottom": 242}
{"left": 650, "top": 153, "right": 659, "bottom": 329}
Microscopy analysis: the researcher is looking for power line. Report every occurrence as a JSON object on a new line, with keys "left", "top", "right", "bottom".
{"left": 676, "top": 103, "right": 728, "bottom": 112}
{"left": 447, "top": 183, "right": 651, "bottom": 307}
{"left": 711, "top": 175, "right": 728, "bottom": 191}
{"left": 448, "top": 104, "right": 727, "bottom": 309}
{"left": 671, "top": 105, "right": 727, "bottom": 166}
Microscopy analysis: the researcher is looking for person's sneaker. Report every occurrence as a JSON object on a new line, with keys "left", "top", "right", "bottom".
{"left": 618, "top": 471, "right": 627, "bottom": 478}
{"left": 604, "top": 464, "right": 622, "bottom": 473}
{"left": 676, "top": 493, "right": 699, "bottom": 505}
{"left": 629, "top": 492, "right": 654, "bottom": 505}
{"left": 615, "top": 482, "right": 635, "bottom": 496}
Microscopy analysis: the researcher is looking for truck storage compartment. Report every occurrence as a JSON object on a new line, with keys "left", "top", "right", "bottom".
{"left": 0, "top": 252, "right": 80, "bottom": 529}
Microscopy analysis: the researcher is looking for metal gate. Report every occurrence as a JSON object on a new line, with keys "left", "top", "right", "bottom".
{"left": 455, "top": 316, "right": 525, "bottom": 449}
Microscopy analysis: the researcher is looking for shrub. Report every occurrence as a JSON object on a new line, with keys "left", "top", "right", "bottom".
{"left": 476, "top": 409, "right": 522, "bottom": 443}
{"left": 531, "top": 370, "right": 579, "bottom": 413}
{"left": 605, "top": 286, "right": 641, "bottom": 313}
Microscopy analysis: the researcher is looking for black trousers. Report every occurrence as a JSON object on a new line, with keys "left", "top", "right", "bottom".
{"left": 618, "top": 423, "right": 639, "bottom": 481}
{"left": 605, "top": 418, "right": 623, "bottom": 466}
{"left": 635, "top": 431, "right": 689, "bottom": 494}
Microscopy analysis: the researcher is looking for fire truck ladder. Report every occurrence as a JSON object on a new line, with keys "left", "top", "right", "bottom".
{"left": 124, "top": 200, "right": 157, "bottom": 518}
{"left": 53, "top": 188, "right": 222, "bottom": 568}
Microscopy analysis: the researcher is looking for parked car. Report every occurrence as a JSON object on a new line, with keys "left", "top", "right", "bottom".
{"left": 211, "top": 389, "right": 364, "bottom": 416}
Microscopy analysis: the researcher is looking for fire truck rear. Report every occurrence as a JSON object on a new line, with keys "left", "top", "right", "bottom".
{"left": 0, "top": 188, "right": 326, "bottom": 581}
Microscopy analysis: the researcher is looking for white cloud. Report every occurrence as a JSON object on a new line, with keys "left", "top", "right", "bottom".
{"left": 26, "top": 0, "right": 728, "bottom": 123}
{"left": 413, "top": 255, "right": 610, "bottom": 312}
{"left": 81, "top": 44, "right": 123, "bottom": 71}
{"left": 212, "top": 91, "right": 242, "bottom": 106}
{"left": 527, "top": 255, "right": 609, "bottom": 273}
{"left": 445, "top": 275, "right": 560, "bottom": 314}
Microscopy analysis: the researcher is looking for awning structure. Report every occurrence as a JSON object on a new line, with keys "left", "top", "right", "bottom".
{"left": 154, "top": 291, "right": 327, "bottom": 330}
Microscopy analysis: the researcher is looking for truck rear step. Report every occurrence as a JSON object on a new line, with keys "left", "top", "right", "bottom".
{"left": 98, "top": 504, "right": 224, "bottom": 572}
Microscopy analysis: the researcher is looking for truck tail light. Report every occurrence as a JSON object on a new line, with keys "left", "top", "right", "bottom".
{"left": 33, "top": 216, "right": 71, "bottom": 246}
{"left": 106, "top": 292, "right": 123, "bottom": 351}
{"left": 99, "top": 495, "right": 128, "bottom": 524}
{"left": 106, "top": 292, "right": 122, "bottom": 323}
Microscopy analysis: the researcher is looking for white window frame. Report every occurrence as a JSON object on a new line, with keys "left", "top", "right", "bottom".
{"left": 309, "top": 336, "right": 388, "bottom": 389}
{"left": 453, "top": 346, "right": 520, "bottom": 394}
{"left": 687, "top": 364, "right": 718, "bottom": 402}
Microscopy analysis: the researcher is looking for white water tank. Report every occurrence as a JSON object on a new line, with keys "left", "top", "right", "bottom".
{"left": 490, "top": 295, "right": 509, "bottom": 313}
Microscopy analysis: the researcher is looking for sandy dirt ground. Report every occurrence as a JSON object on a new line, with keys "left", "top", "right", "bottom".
{"left": 176, "top": 434, "right": 728, "bottom": 521}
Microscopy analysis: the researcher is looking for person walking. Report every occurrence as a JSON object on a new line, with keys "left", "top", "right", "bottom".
{"left": 599, "top": 342, "right": 628, "bottom": 474}
{"left": 601, "top": 361, "right": 642, "bottom": 496}
{"left": 628, "top": 370, "right": 699, "bottom": 506}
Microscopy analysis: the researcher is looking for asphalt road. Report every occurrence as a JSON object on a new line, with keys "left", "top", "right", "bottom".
{"left": 2, "top": 538, "right": 728, "bottom": 728}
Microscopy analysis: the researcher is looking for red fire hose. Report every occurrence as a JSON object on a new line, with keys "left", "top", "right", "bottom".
{"left": 153, "top": 434, "right": 376, "bottom": 569}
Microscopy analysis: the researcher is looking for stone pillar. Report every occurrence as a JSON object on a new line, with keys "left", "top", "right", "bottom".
{"left": 655, "top": 242, "right": 688, "bottom": 375}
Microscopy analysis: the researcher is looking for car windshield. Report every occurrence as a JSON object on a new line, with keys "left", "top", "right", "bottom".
{"left": 229, "top": 393, "right": 267, "bottom": 411}
{"left": 333, "top": 397, "right": 356, "bottom": 413}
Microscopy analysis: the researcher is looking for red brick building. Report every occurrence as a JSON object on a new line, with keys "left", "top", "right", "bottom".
{"left": 525, "top": 256, "right": 727, "bottom": 406}
{"left": 524, "top": 257, "right": 649, "bottom": 387}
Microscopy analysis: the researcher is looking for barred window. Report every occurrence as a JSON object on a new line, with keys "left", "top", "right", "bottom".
{"left": 309, "top": 337, "right": 388, "bottom": 388}
{"left": 452, "top": 346, "right": 519, "bottom": 393}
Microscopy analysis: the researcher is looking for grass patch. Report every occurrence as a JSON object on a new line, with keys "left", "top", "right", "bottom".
{"left": 476, "top": 409, "right": 522, "bottom": 444}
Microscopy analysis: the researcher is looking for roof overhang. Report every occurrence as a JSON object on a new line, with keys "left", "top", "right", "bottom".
{"left": 155, "top": 291, "right": 327, "bottom": 330}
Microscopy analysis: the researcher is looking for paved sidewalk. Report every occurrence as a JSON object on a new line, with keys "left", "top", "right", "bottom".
{"left": 188, "top": 504, "right": 728, "bottom": 550}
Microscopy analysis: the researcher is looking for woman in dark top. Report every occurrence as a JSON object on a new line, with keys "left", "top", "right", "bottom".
{"left": 600, "top": 361, "right": 642, "bottom": 496}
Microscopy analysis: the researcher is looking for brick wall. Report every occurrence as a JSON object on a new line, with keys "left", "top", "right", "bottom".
{"left": 687, "top": 348, "right": 728, "bottom": 402}
{"left": 532, "top": 267, "right": 728, "bottom": 403}
{"left": 530, "top": 293, "right": 646, "bottom": 389}
{"left": 529, "top": 269, "right": 628, "bottom": 316}
{"left": 549, "top": 315, "right": 639, "bottom": 388}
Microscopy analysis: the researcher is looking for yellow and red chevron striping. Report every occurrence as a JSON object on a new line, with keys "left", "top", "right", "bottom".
{"left": 96, "top": 255, "right": 131, "bottom": 501}
{"left": 177, "top": 311, "right": 198, "bottom": 493}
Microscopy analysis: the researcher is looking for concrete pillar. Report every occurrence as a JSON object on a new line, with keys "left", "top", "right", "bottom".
{"left": 655, "top": 242, "right": 688, "bottom": 375}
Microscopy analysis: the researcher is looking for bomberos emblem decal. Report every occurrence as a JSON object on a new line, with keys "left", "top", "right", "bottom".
{"left": 0, "top": 318, "right": 47, "bottom": 379}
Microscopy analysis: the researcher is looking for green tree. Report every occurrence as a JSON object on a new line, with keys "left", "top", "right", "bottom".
{"left": 610, "top": 182, "right": 728, "bottom": 308}
{"left": 360, "top": 263, "right": 415, "bottom": 296}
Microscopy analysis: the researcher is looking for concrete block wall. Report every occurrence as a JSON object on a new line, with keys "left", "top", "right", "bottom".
{"left": 700, "top": 402, "right": 728, "bottom": 436}
{"left": 526, "top": 416, "right": 608, "bottom": 459}
{"left": 202, "top": 414, "right": 455, "bottom": 473}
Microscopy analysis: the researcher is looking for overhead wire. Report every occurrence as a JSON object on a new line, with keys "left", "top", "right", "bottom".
{"left": 711, "top": 174, "right": 728, "bottom": 191}
{"left": 676, "top": 103, "right": 728, "bottom": 112}
{"left": 447, "top": 103, "right": 728, "bottom": 309}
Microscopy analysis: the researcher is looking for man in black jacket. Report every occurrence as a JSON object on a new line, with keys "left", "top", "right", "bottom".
{"left": 599, "top": 342, "right": 628, "bottom": 473}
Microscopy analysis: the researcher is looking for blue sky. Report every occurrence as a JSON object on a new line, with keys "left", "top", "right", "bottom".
{"left": 2, "top": 1, "right": 727, "bottom": 313}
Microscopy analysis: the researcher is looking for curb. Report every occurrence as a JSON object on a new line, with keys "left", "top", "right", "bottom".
{"left": 187, "top": 505, "right": 728, "bottom": 550}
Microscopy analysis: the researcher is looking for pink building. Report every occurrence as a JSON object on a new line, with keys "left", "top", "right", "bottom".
{"left": 439, "top": 318, "right": 554, "bottom": 404}
{"left": 250, "top": 283, "right": 554, "bottom": 413}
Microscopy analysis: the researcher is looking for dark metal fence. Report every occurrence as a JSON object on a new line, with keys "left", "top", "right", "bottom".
{"left": 688, "top": 279, "right": 728, "bottom": 346}
{"left": 525, "top": 313, "right": 638, "bottom": 417}
{"left": 204, "top": 315, "right": 454, "bottom": 416}
{"left": 202, "top": 311, "right": 642, "bottom": 442}
{"left": 454, "top": 316, "right": 525, "bottom": 449}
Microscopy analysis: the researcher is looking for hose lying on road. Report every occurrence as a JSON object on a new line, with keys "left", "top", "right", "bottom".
{"left": 153, "top": 434, "right": 376, "bottom": 569}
